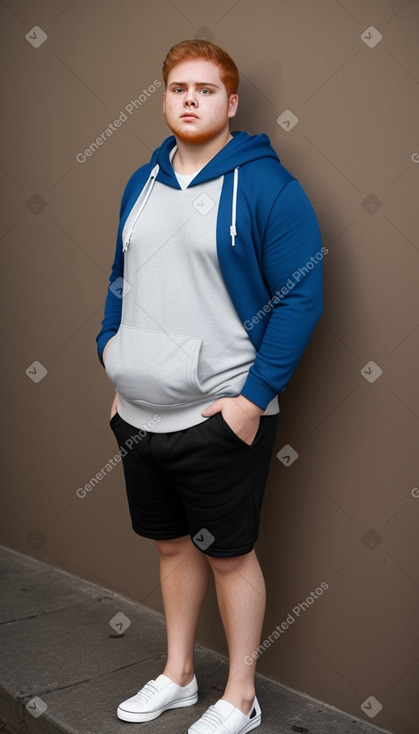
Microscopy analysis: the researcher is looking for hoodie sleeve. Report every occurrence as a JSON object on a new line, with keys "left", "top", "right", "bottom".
{"left": 240, "top": 179, "right": 324, "bottom": 409}
{"left": 95, "top": 190, "right": 129, "bottom": 366}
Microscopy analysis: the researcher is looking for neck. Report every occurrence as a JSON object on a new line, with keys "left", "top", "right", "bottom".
{"left": 172, "top": 128, "right": 233, "bottom": 174}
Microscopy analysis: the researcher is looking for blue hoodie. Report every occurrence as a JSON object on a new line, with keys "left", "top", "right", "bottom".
{"left": 97, "top": 131, "right": 324, "bottom": 412}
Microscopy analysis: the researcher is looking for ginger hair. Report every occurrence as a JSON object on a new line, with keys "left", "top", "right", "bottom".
{"left": 163, "top": 40, "right": 239, "bottom": 97}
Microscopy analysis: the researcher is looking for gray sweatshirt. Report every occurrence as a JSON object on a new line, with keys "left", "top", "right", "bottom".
{"left": 104, "top": 147, "right": 278, "bottom": 432}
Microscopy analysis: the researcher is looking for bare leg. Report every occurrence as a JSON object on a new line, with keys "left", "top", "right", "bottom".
{"left": 207, "top": 549, "right": 266, "bottom": 714}
{"left": 155, "top": 535, "right": 210, "bottom": 687}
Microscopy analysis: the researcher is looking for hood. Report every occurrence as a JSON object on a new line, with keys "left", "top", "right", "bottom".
{"left": 153, "top": 130, "right": 279, "bottom": 187}
{"left": 122, "top": 131, "right": 280, "bottom": 251}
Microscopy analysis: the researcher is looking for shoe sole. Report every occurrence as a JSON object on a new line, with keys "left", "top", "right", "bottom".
{"left": 188, "top": 711, "right": 261, "bottom": 734}
{"left": 117, "top": 691, "right": 198, "bottom": 722}
{"left": 242, "top": 712, "right": 261, "bottom": 733}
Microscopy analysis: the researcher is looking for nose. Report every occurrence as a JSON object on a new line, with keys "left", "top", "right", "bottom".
{"left": 184, "top": 88, "right": 197, "bottom": 107}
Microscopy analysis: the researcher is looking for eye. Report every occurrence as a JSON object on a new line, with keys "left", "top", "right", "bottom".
{"left": 200, "top": 88, "right": 212, "bottom": 95}
{"left": 172, "top": 87, "right": 184, "bottom": 93}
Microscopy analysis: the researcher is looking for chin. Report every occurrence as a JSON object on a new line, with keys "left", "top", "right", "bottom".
{"left": 167, "top": 121, "right": 221, "bottom": 145}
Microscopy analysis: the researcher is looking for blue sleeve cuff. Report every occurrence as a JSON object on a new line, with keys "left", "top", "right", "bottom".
{"left": 240, "top": 372, "right": 281, "bottom": 411}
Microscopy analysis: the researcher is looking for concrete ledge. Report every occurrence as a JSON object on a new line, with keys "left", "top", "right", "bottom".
{"left": 0, "top": 545, "right": 392, "bottom": 734}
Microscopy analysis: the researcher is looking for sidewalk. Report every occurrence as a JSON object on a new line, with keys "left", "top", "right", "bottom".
{"left": 0, "top": 545, "right": 392, "bottom": 734}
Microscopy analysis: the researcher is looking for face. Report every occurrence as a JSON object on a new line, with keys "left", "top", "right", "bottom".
{"left": 163, "top": 58, "right": 238, "bottom": 145}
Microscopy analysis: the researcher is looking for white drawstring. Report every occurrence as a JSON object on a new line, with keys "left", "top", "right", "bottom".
{"left": 123, "top": 163, "right": 239, "bottom": 250}
{"left": 230, "top": 166, "right": 239, "bottom": 246}
{"left": 122, "top": 164, "right": 159, "bottom": 251}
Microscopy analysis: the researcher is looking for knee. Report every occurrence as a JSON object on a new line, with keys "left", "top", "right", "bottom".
{"left": 207, "top": 550, "right": 255, "bottom": 576}
{"left": 155, "top": 535, "right": 192, "bottom": 558}
{"left": 207, "top": 555, "right": 236, "bottom": 575}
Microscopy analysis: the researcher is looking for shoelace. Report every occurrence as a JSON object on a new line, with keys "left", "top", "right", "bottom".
{"left": 136, "top": 681, "right": 159, "bottom": 703}
{"left": 198, "top": 705, "right": 225, "bottom": 730}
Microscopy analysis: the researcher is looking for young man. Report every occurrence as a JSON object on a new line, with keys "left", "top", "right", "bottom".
{"left": 96, "top": 40, "right": 323, "bottom": 734}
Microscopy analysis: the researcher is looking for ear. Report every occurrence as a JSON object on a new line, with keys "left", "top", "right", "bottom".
{"left": 162, "top": 92, "right": 166, "bottom": 114}
{"left": 228, "top": 94, "right": 239, "bottom": 119}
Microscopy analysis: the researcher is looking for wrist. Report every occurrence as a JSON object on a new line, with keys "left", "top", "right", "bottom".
{"left": 236, "top": 394, "right": 264, "bottom": 418}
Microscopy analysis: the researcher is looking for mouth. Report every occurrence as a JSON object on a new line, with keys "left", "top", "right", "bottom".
{"left": 181, "top": 113, "right": 198, "bottom": 119}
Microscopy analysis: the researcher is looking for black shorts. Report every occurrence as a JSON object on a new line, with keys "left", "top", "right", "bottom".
{"left": 109, "top": 411, "right": 278, "bottom": 558}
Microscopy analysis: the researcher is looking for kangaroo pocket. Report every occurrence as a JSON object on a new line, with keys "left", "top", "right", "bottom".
{"left": 104, "top": 324, "right": 204, "bottom": 407}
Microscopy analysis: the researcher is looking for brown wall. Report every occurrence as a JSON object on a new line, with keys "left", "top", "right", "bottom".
{"left": 1, "top": 1, "right": 418, "bottom": 733}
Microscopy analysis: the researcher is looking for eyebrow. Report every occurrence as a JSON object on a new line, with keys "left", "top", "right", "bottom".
{"left": 168, "top": 82, "right": 220, "bottom": 88}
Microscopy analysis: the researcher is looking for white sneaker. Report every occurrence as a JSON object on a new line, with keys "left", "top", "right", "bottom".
{"left": 188, "top": 697, "right": 261, "bottom": 734}
{"left": 117, "top": 673, "right": 198, "bottom": 722}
